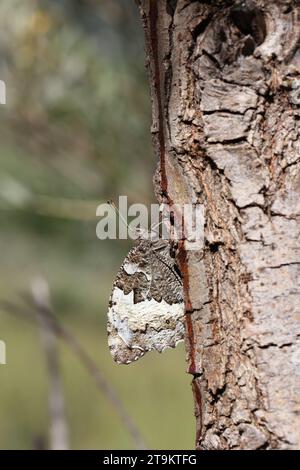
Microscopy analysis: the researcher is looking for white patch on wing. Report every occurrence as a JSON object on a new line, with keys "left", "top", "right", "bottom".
{"left": 123, "top": 262, "right": 151, "bottom": 281}
{"left": 123, "top": 262, "right": 138, "bottom": 275}
{"left": 108, "top": 287, "right": 185, "bottom": 364}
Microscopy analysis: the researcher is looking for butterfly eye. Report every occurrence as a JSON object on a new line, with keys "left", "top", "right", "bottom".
{"left": 166, "top": 319, "right": 170, "bottom": 325}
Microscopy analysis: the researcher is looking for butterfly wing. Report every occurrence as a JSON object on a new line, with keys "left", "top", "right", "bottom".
{"left": 107, "top": 239, "right": 185, "bottom": 364}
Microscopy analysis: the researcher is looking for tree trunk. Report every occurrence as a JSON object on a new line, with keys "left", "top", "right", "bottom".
{"left": 137, "top": 0, "right": 300, "bottom": 450}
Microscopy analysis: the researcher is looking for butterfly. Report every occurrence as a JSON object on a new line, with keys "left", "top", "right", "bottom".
{"left": 107, "top": 231, "right": 185, "bottom": 364}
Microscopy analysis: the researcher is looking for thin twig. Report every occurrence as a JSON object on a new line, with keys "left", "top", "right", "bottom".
{"left": 32, "top": 278, "right": 70, "bottom": 450}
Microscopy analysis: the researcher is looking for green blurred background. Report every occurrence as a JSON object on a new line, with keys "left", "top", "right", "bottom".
{"left": 0, "top": 0, "right": 194, "bottom": 449}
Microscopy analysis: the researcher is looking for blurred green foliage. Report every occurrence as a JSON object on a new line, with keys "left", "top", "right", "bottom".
{"left": 0, "top": 0, "right": 194, "bottom": 449}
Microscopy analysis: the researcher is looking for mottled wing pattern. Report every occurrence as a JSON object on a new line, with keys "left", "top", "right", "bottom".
{"left": 107, "top": 238, "right": 185, "bottom": 364}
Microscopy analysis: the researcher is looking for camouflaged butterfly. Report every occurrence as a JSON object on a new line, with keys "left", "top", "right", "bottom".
{"left": 107, "top": 230, "right": 185, "bottom": 364}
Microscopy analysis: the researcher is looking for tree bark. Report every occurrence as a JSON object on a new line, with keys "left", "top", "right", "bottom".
{"left": 137, "top": 0, "right": 300, "bottom": 450}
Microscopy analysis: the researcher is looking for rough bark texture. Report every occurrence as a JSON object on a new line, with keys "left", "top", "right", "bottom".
{"left": 137, "top": 0, "right": 300, "bottom": 450}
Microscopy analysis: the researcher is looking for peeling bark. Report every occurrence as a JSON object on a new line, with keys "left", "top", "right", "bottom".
{"left": 137, "top": 0, "right": 300, "bottom": 450}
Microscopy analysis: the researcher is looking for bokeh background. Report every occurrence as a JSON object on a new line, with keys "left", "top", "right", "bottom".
{"left": 0, "top": 0, "right": 194, "bottom": 449}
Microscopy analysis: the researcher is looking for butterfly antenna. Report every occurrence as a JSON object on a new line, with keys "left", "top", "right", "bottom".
{"left": 150, "top": 216, "right": 172, "bottom": 237}
{"left": 107, "top": 200, "right": 135, "bottom": 236}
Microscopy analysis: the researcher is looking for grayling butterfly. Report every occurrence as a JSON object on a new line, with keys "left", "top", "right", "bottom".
{"left": 107, "top": 209, "right": 185, "bottom": 365}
